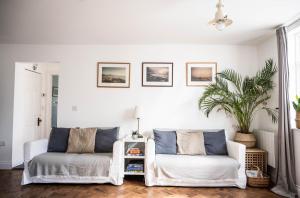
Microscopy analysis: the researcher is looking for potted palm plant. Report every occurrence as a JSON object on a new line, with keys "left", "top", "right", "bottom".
{"left": 293, "top": 96, "right": 300, "bottom": 129}
{"left": 199, "top": 59, "right": 278, "bottom": 148}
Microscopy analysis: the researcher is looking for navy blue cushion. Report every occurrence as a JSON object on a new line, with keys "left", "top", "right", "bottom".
{"left": 203, "top": 129, "right": 228, "bottom": 155}
{"left": 47, "top": 127, "right": 70, "bottom": 152}
{"left": 153, "top": 129, "right": 177, "bottom": 154}
{"left": 95, "top": 127, "right": 119, "bottom": 153}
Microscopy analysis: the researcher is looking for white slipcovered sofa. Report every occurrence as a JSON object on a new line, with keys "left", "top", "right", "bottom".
{"left": 22, "top": 138, "right": 124, "bottom": 185}
{"left": 145, "top": 132, "right": 246, "bottom": 189}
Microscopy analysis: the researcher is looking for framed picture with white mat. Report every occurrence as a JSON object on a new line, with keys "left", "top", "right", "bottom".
{"left": 142, "top": 62, "right": 173, "bottom": 87}
{"left": 186, "top": 62, "right": 217, "bottom": 86}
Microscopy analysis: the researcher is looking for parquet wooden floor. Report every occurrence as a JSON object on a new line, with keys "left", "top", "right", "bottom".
{"left": 0, "top": 170, "right": 282, "bottom": 198}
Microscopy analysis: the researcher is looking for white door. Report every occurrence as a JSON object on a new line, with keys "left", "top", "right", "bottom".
{"left": 12, "top": 64, "right": 43, "bottom": 167}
{"left": 23, "top": 69, "right": 42, "bottom": 140}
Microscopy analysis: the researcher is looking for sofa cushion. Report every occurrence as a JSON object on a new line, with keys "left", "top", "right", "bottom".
{"left": 154, "top": 129, "right": 177, "bottom": 154}
{"left": 47, "top": 127, "right": 70, "bottom": 152}
{"left": 67, "top": 128, "right": 97, "bottom": 153}
{"left": 95, "top": 127, "right": 119, "bottom": 153}
{"left": 176, "top": 130, "right": 206, "bottom": 155}
{"left": 28, "top": 152, "right": 112, "bottom": 177}
{"left": 203, "top": 130, "right": 228, "bottom": 155}
{"left": 155, "top": 154, "right": 239, "bottom": 180}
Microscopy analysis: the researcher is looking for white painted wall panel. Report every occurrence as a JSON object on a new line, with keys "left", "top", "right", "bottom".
{"left": 0, "top": 44, "right": 259, "bottom": 167}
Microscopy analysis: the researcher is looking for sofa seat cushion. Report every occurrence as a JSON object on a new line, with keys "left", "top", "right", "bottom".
{"left": 155, "top": 154, "right": 239, "bottom": 181}
{"left": 28, "top": 152, "right": 112, "bottom": 178}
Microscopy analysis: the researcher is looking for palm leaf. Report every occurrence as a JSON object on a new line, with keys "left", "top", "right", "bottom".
{"left": 218, "top": 69, "right": 242, "bottom": 93}
{"left": 262, "top": 107, "right": 278, "bottom": 123}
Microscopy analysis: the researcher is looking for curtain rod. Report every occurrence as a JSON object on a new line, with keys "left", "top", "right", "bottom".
{"left": 286, "top": 18, "right": 300, "bottom": 32}
{"left": 276, "top": 13, "right": 300, "bottom": 30}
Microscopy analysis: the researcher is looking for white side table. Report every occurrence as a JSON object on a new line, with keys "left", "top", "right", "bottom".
{"left": 124, "top": 136, "right": 147, "bottom": 176}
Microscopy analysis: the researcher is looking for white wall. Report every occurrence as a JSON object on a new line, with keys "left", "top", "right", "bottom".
{"left": 0, "top": 44, "right": 259, "bottom": 167}
{"left": 256, "top": 34, "right": 279, "bottom": 132}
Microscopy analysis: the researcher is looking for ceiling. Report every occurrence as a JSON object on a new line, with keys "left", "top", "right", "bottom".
{"left": 0, "top": 0, "right": 300, "bottom": 45}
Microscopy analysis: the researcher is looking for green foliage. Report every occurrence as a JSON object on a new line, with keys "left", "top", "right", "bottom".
{"left": 293, "top": 95, "right": 300, "bottom": 112}
{"left": 199, "top": 59, "right": 278, "bottom": 133}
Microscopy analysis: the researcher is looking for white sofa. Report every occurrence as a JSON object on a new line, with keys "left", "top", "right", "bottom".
{"left": 22, "top": 138, "right": 124, "bottom": 185}
{"left": 145, "top": 135, "right": 246, "bottom": 189}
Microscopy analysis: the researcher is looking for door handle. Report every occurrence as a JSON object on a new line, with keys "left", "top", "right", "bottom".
{"left": 37, "top": 117, "right": 42, "bottom": 126}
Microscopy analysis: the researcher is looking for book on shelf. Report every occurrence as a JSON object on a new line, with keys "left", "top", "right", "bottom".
{"left": 125, "top": 170, "right": 144, "bottom": 173}
{"left": 126, "top": 163, "right": 144, "bottom": 172}
{"left": 126, "top": 168, "right": 144, "bottom": 172}
{"left": 126, "top": 147, "right": 144, "bottom": 156}
{"left": 126, "top": 171, "right": 143, "bottom": 173}
{"left": 125, "top": 153, "right": 144, "bottom": 156}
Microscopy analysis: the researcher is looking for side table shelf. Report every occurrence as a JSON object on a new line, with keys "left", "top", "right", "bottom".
{"left": 124, "top": 137, "right": 147, "bottom": 176}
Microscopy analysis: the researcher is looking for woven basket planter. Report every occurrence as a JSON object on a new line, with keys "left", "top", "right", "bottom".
{"left": 234, "top": 132, "right": 256, "bottom": 148}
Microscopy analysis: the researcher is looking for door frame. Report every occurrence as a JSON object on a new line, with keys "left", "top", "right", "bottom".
{"left": 44, "top": 70, "right": 60, "bottom": 138}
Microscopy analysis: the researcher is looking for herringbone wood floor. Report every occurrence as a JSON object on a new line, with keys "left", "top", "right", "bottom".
{"left": 0, "top": 170, "right": 281, "bottom": 198}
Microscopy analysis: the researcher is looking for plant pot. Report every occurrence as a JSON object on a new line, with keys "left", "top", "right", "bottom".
{"left": 293, "top": 129, "right": 300, "bottom": 196}
{"left": 296, "top": 112, "right": 300, "bottom": 129}
{"left": 234, "top": 132, "right": 256, "bottom": 148}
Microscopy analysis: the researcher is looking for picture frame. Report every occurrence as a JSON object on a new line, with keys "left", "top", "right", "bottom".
{"left": 97, "top": 62, "right": 131, "bottom": 88}
{"left": 186, "top": 62, "right": 217, "bottom": 86}
{"left": 142, "top": 62, "right": 173, "bottom": 87}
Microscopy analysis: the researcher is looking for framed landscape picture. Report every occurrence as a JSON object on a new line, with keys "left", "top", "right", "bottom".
{"left": 97, "top": 62, "right": 130, "bottom": 88}
{"left": 142, "top": 62, "right": 173, "bottom": 87}
{"left": 186, "top": 62, "right": 217, "bottom": 86}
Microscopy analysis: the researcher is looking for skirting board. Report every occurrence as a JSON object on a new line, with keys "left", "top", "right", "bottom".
{"left": 0, "top": 161, "right": 11, "bottom": 169}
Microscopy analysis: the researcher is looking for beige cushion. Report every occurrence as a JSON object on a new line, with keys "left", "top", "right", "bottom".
{"left": 67, "top": 128, "right": 97, "bottom": 153}
{"left": 176, "top": 130, "right": 206, "bottom": 155}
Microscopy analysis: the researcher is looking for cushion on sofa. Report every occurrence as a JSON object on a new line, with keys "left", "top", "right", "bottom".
{"left": 203, "top": 130, "right": 228, "bottom": 155}
{"left": 67, "top": 128, "right": 97, "bottom": 153}
{"left": 47, "top": 127, "right": 70, "bottom": 152}
{"left": 176, "top": 130, "right": 206, "bottom": 155}
{"left": 154, "top": 129, "right": 177, "bottom": 154}
{"left": 95, "top": 127, "right": 119, "bottom": 153}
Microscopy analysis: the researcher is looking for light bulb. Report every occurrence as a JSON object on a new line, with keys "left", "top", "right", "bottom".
{"left": 215, "top": 22, "right": 225, "bottom": 31}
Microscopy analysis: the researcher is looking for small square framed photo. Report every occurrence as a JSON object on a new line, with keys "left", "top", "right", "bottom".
{"left": 186, "top": 62, "right": 217, "bottom": 86}
{"left": 142, "top": 62, "right": 173, "bottom": 87}
{"left": 97, "top": 62, "right": 130, "bottom": 88}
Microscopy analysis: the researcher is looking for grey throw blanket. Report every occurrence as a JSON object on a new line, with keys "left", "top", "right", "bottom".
{"left": 28, "top": 152, "right": 112, "bottom": 177}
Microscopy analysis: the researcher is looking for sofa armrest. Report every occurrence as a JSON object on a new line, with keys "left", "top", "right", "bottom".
{"left": 110, "top": 139, "right": 124, "bottom": 185}
{"left": 145, "top": 138, "right": 156, "bottom": 186}
{"left": 227, "top": 140, "right": 246, "bottom": 165}
{"left": 24, "top": 139, "right": 48, "bottom": 162}
{"left": 226, "top": 140, "right": 247, "bottom": 188}
{"left": 112, "top": 139, "right": 124, "bottom": 166}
